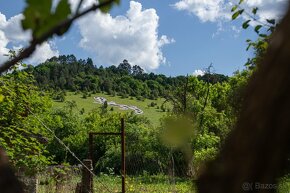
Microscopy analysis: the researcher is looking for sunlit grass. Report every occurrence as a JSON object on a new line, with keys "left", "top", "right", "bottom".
{"left": 52, "top": 92, "right": 170, "bottom": 126}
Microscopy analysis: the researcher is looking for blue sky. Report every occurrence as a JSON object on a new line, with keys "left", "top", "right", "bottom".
{"left": 0, "top": 0, "right": 287, "bottom": 76}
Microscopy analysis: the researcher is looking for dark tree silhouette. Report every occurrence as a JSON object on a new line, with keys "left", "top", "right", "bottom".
{"left": 0, "top": 148, "right": 23, "bottom": 193}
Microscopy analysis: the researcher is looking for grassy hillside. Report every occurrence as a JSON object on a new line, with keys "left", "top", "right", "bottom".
{"left": 52, "top": 92, "right": 171, "bottom": 126}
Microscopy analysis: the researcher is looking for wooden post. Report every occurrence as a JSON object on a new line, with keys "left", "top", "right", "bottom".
{"left": 81, "top": 159, "right": 93, "bottom": 193}
{"left": 121, "top": 118, "right": 126, "bottom": 193}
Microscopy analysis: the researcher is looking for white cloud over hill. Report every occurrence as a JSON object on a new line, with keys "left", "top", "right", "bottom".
{"left": 0, "top": 13, "right": 59, "bottom": 65}
{"left": 76, "top": 1, "right": 174, "bottom": 71}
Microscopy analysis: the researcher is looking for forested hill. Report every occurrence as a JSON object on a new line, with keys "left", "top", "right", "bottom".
{"left": 26, "top": 55, "right": 228, "bottom": 99}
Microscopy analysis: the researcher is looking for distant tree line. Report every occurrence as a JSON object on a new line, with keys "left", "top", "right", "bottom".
{"left": 26, "top": 55, "right": 228, "bottom": 100}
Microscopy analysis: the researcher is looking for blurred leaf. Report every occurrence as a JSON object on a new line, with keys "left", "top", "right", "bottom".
{"left": 54, "top": 0, "right": 72, "bottom": 35}
{"left": 161, "top": 116, "right": 194, "bottom": 148}
{"left": 268, "top": 26, "right": 275, "bottom": 32}
{"left": 266, "top": 19, "right": 276, "bottom": 25}
{"left": 246, "top": 43, "right": 252, "bottom": 51}
{"left": 22, "top": 0, "right": 71, "bottom": 39}
{"left": 232, "top": 9, "right": 244, "bottom": 20}
{"left": 255, "top": 25, "right": 262, "bottom": 34}
{"left": 252, "top": 7, "right": 258, "bottom": 15}
{"left": 0, "top": 94, "right": 4, "bottom": 103}
{"left": 99, "top": 0, "right": 120, "bottom": 13}
{"left": 259, "top": 34, "right": 268, "bottom": 38}
{"left": 22, "top": 0, "right": 52, "bottom": 37}
{"left": 239, "top": 0, "right": 244, "bottom": 4}
{"left": 231, "top": 5, "right": 238, "bottom": 12}
{"left": 242, "top": 20, "right": 251, "bottom": 29}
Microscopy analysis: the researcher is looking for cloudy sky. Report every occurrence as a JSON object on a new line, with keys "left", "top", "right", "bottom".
{"left": 0, "top": 0, "right": 288, "bottom": 76}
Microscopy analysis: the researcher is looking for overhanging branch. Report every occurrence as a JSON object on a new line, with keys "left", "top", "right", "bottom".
{"left": 0, "top": 0, "right": 115, "bottom": 73}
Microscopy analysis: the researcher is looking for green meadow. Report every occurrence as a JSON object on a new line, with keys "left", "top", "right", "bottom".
{"left": 52, "top": 92, "right": 171, "bottom": 126}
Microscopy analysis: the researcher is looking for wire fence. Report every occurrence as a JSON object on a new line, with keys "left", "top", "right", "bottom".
{"left": 1, "top": 78, "right": 194, "bottom": 192}
{"left": 125, "top": 147, "right": 194, "bottom": 192}
{"left": 1, "top": 79, "right": 114, "bottom": 193}
{"left": 91, "top": 134, "right": 194, "bottom": 193}
{"left": 37, "top": 166, "right": 82, "bottom": 193}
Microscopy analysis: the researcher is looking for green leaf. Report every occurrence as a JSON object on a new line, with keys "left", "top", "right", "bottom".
{"left": 266, "top": 19, "right": 275, "bottom": 25}
{"left": 242, "top": 20, "right": 251, "bottom": 29}
{"left": 254, "top": 25, "right": 262, "bottom": 34}
{"left": 0, "top": 94, "right": 4, "bottom": 103}
{"left": 246, "top": 45, "right": 251, "bottom": 51}
{"left": 259, "top": 34, "right": 268, "bottom": 38}
{"left": 99, "top": 0, "right": 113, "bottom": 13}
{"left": 99, "top": 0, "right": 120, "bottom": 13}
{"left": 54, "top": 0, "right": 72, "bottom": 35}
{"left": 21, "top": 63, "right": 27, "bottom": 67}
{"left": 268, "top": 26, "right": 275, "bottom": 32}
{"left": 22, "top": 0, "right": 71, "bottom": 39}
{"left": 22, "top": 0, "right": 52, "bottom": 37}
{"left": 232, "top": 11, "right": 240, "bottom": 20}
{"left": 231, "top": 5, "right": 238, "bottom": 12}
{"left": 252, "top": 7, "right": 258, "bottom": 15}
{"left": 239, "top": 0, "right": 244, "bottom": 4}
{"left": 232, "top": 9, "right": 244, "bottom": 20}
{"left": 99, "top": 4, "right": 112, "bottom": 13}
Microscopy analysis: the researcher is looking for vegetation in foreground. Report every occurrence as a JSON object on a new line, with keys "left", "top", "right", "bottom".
{"left": 1, "top": 2, "right": 290, "bottom": 192}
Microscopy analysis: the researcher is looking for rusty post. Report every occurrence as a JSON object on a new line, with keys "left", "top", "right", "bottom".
{"left": 121, "top": 118, "right": 126, "bottom": 193}
{"left": 81, "top": 159, "right": 93, "bottom": 193}
{"left": 88, "top": 118, "right": 125, "bottom": 192}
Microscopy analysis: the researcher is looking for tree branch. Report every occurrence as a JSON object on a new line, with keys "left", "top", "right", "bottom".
{"left": 0, "top": 0, "right": 115, "bottom": 73}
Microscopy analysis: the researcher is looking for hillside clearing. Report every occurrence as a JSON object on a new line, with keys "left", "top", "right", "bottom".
{"left": 52, "top": 92, "right": 171, "bottom": 126}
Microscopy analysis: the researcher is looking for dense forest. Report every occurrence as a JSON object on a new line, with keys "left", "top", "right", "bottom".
{"left": 0, "top": 56, "right": 249, "bottom": 177}
{"left": 26, "top": 55, "right": 228, "bottom": 100}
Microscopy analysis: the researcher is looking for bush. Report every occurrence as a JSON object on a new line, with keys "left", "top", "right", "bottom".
{"left": 82, "top": 92, "right": 87, "bottom": 99}
{"left": 80, "top": 108, "right": 85, "bottom": 114}
{"left": 149, "top": 102, "right": 157, "bottom": 107}
{"left": 136, "top": 96, "right": 143, "bottom": 101}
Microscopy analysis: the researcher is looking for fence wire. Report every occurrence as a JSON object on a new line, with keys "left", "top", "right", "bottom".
{"left": 1, "top": 78, "right": 194, "bottom": 192}
{"left": 1, "top": 79, "right": 113, "bottom": 193}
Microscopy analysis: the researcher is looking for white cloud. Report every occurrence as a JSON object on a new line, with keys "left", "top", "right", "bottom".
{"left": 2, "top": 14, "right": 30, "bottom": 43}
{"left": 158, "top": 35, "right": 176, "bottom": 47}
{"left": 173, "top": 0, "right": 230, "bottom": 22}
{"left": 192, "top": 69, "right": 205, "bottom": 76}
{"left": 0, "top": 30, "right": 9, "bottom": 64}
{"left": 0, "top": 12, "right": 59, "bottom": 66}
{"left": 77, "top": 1, "right": 174, "bottom": 71}
{"left": 173, "top": 0, "right": 288, "bottom": 23}
{"left": 28, "top": 42, "right": 60, "bottom": 64}
{"left": 243, "top": 0, "right": 288, "bottom": 22}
